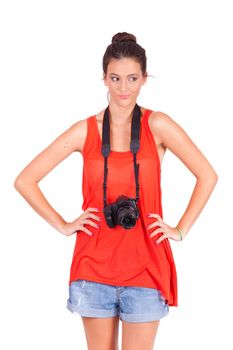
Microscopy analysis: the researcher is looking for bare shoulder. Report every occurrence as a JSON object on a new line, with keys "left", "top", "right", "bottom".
{"left": 147, "top": 110, "right": 166, "bottom": 146}
{"left": 148, "top": 109, "right": 193, "bottom": 148}
{"left": 14, "top": 118, "right": 88, "bottom": 184}
{"left": 71, "top": 118, "right": 88, "bottom": 152}
{"left": 148, "top": 110, "right": 218, "bottom": 179}
{"left": 51, "top": 117, "right": 88, "bottom": 154}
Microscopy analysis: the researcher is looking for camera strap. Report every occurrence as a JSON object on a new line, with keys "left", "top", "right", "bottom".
{"left": 101, "top": 103, "right": 142, "bottom": 208}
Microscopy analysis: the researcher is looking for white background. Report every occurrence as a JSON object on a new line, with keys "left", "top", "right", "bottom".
{"left": 1, "top": 0, "right": 232, "bottom": 349}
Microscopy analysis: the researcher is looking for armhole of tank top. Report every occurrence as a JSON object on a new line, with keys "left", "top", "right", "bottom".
{"left": 82, "top": 116, "right": 92, "bottom": 157}
{"left": 144, "top": 110, "right": 162, "bottom": 170}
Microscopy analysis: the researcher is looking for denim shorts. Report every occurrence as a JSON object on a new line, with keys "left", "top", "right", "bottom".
{"left": 66, "top": 279, "right": 169, "bottom": 323}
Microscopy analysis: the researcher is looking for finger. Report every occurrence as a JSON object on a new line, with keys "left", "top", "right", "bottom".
{"left": 147, "top": 220, "right": 161, "bottom": 230}
{"left": 79, "top": 226, "right": 94, "bottom": 237}
{"left": 150, "top": 228, "right": 165, "bottom": 238}
{"left": 83, "top": 219, "right": 99, "bottom": 228}
{"left": 155, "top": 238, "right": 163, "bottom": 245}
{"left": 83, "top": 208, "right": 100, "bottom": 216}
{"left": 87, "top": 207, "right": 100, "bottom": 211}
{"left": 148, "top": 213, "right": 163, "bottom": 222}
{"left": 85, "top": 213, "right": 101, "bottom": 221}
{"left": 155, "top": 235, "right": 168, "bottom": 245}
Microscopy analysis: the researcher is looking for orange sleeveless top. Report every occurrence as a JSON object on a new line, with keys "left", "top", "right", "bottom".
{"left": 68, "top": 108, "right": 178, "bottom": 306}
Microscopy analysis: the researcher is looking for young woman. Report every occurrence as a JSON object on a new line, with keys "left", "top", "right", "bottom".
{"left": 14, "top": 32, "right": 218, "bottom": 350}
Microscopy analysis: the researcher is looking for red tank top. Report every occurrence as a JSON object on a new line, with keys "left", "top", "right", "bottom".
{"left": 68, "top": 108, "right": 178, "bottom": 306}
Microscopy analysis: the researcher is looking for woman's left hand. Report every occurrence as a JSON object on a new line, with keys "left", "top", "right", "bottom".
{"left": 147, "top": 213, "right": 183, "bottom": 244}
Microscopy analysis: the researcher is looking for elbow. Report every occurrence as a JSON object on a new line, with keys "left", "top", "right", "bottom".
{"left": 200, "top": 174, "right": 219, "bottom": 190}
{"left": 196, "top": 170, "right": 218, "bottom": 187}
{"left": 14, "top": 175, "right": 37, "bottom": 191}
{"left": 209, "top": 172, "right": 219, "bottom": 185}
{"left": 211, "top": 174, "right": 218, "bottom": 190}
{"left": 211, "top": 169, "right": 219, "bottom": 184}
{"left": 197, "top": 164, "right": 219, "bottom": 184}
{"left": 14, "top": 176, "right": 23, "bottom": 191}
{"left": 14, "top": 175, "right": 29, "bottom": 191}
{"left": 210, "top": 174, "right": 218, "bottom": 194}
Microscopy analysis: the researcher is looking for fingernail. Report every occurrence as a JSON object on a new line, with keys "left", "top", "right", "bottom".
{"left": 147, "top": 214, "right": 151, "bottom": 217}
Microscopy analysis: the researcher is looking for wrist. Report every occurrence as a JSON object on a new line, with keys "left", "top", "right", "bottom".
{"left": 56, "top": 219, "right": 67, "bottom": 234}
{"left": 175, "top": 225, "right": 185, "bottom": 241}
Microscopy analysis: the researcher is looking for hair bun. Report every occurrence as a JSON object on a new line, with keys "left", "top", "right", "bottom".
{"left": 111, "top": 32, "right": 137, "bottom": 44}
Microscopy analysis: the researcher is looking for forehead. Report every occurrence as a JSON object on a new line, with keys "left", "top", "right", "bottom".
{"left": 107, "top": 57, "right": 141, "bottom": 74}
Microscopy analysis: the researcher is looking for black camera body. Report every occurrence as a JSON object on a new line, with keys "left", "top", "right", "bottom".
{"left": 103, "top": 195, "right": 140, "bottom": 229}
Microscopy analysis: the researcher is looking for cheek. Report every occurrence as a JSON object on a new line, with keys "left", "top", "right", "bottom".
{"left": 107, "top": 83, "right": 118, "bottom": 92}
{"left": 134, "top": 85, "right": 142, "bottom": 91}
{"left": 130, "top": 85, "right": 143, "bottom": 94}
{"left": 129, "top": 81, "right": 144, "bottom": 90}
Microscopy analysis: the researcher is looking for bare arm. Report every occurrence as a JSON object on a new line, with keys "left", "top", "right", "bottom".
{"left": 151, "top": 112, "right": 218, "bottom": 238}
{"left": 14, "top": 119, "right": 87, "bottom": 233}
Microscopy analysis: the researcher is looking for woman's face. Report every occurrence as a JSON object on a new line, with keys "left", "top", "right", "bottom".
{"left": 103, "top": 57, "right": 147, "bottom": 105}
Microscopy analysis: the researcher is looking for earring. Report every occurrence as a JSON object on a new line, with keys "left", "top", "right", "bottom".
{"left": 106, "top": 90, "right": 110, "bottom": 104}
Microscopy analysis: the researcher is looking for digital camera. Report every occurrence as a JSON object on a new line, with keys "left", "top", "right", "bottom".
{"left": 103, "top": 195, "right": 140, "bottom": 229}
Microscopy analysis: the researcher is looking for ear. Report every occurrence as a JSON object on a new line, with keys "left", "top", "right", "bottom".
{"left": 143, "top": 72, "right": 148, "bottom": 85}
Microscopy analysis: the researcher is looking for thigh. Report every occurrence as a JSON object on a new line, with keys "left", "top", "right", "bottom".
{"left": 82, "top": 315, "right": 120, "bottom": 350}
{"left": 67, "top": 279, "right": 121, "bottom": 350}
{"left": 122, "top": 320, "right": 160, "bottom": 350}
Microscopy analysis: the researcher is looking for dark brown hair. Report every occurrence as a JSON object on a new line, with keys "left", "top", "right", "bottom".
{"left": 102, "top": 32, "right": 147, "bottom": 77}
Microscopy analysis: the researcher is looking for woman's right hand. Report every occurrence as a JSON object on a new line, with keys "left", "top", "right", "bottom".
{"left": 60, "top": 207, "right": 101, "bottom": 237}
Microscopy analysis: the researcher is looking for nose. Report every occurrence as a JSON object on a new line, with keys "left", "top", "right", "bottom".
{"left": 119, "top": 79, "right": 128, "bottom": 92}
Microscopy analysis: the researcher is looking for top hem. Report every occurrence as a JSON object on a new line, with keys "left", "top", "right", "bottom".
{"left": 69, "top": 274, "right": 178, "bottom": 307}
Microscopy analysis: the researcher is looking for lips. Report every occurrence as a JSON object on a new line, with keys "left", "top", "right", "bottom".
{"left": 118, "top": 95, "right": 130, "bottom": 99}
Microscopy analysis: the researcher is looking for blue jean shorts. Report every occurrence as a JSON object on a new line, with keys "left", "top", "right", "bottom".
{"left": 66, "top": 279, "right": 169, "bottom": 323}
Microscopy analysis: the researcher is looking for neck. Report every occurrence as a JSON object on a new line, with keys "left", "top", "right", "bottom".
{"left": 108, "top": 100, "right": 137, "bottom": 125}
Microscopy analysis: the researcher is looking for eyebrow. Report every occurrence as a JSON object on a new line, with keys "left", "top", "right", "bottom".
{"left": 110, "top": 73, "right": 138, "bottom": 76}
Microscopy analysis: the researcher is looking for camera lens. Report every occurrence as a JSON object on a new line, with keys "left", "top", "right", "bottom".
{"left": 118, "top": 207, "right": 136, "bottom": 229}
{"left": 122, "top": 215, "right": 136, "bottom": 229}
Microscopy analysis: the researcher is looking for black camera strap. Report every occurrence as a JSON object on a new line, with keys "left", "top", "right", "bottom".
{"left": 101, "top": 103, "right": 142, "bottom": 208}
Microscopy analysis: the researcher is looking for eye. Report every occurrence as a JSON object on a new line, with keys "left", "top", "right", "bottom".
{"left": 110, "top": 76, "right": 138, "bottom": 82}
{"left": 111, "top": 77, "right": 119, "bottom": 82}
